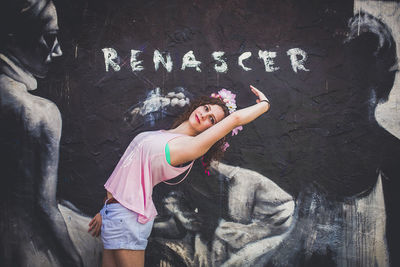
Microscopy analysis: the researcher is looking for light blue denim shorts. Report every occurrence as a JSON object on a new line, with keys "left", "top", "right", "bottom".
{"left": 100, "top": 202, "right": 154, "bottom": 250}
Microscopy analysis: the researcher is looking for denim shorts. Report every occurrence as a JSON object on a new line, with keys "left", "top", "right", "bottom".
{"left": 100, "top": 202, "right": 154, "bottom": 250}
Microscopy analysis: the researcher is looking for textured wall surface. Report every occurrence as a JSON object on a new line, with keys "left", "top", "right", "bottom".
{"left": 0, "top": 0, "right": 399, "bottom": 266}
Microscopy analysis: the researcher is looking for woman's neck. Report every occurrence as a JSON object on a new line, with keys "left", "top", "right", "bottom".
{"left": 167, "top": 121, "right": 197, "bottom": 136}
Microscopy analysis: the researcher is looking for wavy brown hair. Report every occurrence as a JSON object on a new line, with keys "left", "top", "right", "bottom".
{"left": 171, "top": 96, "right": 230, "bottom": 170}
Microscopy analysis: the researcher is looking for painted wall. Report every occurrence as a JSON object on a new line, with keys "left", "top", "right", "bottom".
{"left": 0, "top": 0, "right": 399, "bottom": 266}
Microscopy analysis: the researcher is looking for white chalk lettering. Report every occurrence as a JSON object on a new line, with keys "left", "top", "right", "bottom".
{"left": 130, "top": 50, "right": 144, "bottom": 72}
{"left": 102, "top": 48, "right": 310, "bottom": 74}
{"left": 102, "top": 48, "right": 120, "bottom": 72}
{"left": 153, "top": 50, "right": 173, "bottom": 72}
{"left": 258, "top": 50, "right": 279, "bottom": 72}
{"left": 238, "top": 52, "right": 252, "bottom": 71}
{"left": 287, "top": 48, "right": 309, "bottom": 73}
{"left": 212, "top": 51, "right": 228, "bottom": 73}
{"left": 181, "top": 50, "right": 202, "bottom": 72}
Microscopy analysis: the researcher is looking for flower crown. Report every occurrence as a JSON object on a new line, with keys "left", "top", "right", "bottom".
{"left": 211, "top": 89, "right": 243, "bottom": 141}
{"left": 211, "top": 89, "right": 237, "bottom": 113}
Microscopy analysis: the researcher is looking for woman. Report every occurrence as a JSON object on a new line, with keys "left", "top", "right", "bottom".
{"left": 88, "top": 85, "right": 270, "bottom": 267}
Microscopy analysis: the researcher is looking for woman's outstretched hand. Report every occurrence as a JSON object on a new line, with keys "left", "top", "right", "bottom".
{"left": 250, "top": 85, "right": 270, "bottom": 104}
{"left": 88, "top": 212, "right": 102, "bottom": 237}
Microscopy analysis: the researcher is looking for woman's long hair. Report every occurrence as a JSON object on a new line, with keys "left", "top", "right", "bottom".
{"left": 171, "top": 96, "right": 230, "bottom": 170}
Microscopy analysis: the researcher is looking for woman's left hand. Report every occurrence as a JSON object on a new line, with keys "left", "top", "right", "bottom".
{"left": 88, "top": 213, "right": 102, "bottom": 237}
{"left": 250, "top": 85, "right": 269, "bottom": 104}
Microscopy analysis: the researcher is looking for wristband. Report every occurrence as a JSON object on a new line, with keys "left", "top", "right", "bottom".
{"left": 260, "top": 99, "right": 270, "bottom": 104}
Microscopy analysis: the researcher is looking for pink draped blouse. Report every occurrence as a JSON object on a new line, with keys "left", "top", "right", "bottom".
{"left": 104, "top": 130, "right": 194, "bottom": 224}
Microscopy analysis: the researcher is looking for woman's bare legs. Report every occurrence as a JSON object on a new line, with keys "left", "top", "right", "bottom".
{"left": 114, "top": 250, "right": 145, "bottom": 267}
{"left": 102, "top": 249, "right": 117, "bottom": 267}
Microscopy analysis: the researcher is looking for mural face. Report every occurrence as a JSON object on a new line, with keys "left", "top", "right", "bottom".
{"left": 0, "top": 0, "right": 399, "bottom": 266}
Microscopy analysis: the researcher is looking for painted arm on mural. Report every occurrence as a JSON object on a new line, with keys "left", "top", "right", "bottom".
{"left": 212, "top": 162, "right": 295, "bottom": 248}
{"left": 33, "top": 101, "right": 84, "bottom": 267}
{"left": 0, "top": 74, "right": 83, "bottom": 266}
{"left": 209, "top": 162, "right": 294, "bottom": 267}
{"left": 168, "top": 85, "right": 270, "bottom": 166}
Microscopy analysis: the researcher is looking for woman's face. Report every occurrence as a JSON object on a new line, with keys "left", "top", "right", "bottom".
{"left": 189, "top": 104, "right": 226, "bottom": 133}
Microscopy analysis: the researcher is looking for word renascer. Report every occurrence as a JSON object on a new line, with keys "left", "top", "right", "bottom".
{"left": 102, "top": 48, "right": 309, "bottom": 74}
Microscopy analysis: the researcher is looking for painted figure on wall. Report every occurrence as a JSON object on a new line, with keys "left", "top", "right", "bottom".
{"left": 149, "top": 162, "right": 295, "bottom": 267}
{"left": 0, "top": 1, "right": 82, "bottom": 266}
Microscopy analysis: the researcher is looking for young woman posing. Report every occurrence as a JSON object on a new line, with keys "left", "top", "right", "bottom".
{"left": 88, "top": 85, "right": 270, "bottom": 267}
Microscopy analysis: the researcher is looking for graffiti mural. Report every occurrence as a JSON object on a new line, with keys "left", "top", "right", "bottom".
{"left": 0, "top": 0, "right": 399, "bottom": 266}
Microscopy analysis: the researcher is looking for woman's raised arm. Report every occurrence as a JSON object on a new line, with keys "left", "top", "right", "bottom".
{"left": 169, "top": 85, "right": 270, "bottom": 165}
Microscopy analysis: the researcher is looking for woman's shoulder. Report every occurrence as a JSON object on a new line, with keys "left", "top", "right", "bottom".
{"left": 132, "top": 129, "right": 189, "bottom": 146}
{"left": 132, "top": 129, "right": 179, "bottom": 145}
{"left": 135, "top": 129, "right": 164, "bottom": 138}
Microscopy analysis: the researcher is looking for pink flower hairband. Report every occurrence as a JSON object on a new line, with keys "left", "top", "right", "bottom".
{"left": 211, "top": 89, "right": 243, "bottom": 143}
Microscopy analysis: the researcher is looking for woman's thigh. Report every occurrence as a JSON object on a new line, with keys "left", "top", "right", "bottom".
{"left": 114, "top": 249, "right": 145, "bottom": 267}
{"left": 102, "top": 249, "right": 117, "bottom": 267}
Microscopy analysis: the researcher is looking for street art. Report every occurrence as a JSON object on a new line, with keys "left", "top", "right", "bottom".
{"left": 124, "top": 87, "right": 191, "bottom": 129}
{"left": 0, "top": 0, "right": 399, "bottom": 267}
{"left": 102, "top": 48, "right": 310, "bottom": 73}
{"left": 0, "top": 1, "right": 86, "bottom": 266}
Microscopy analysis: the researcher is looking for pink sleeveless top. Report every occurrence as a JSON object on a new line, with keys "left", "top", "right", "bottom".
{"left": 104, "top": 130, "right": 194, "bottom": 224}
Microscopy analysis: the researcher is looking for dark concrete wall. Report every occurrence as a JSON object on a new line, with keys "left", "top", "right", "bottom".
{"left": 1, "top": 0, "right": 399, "bottom": 266}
